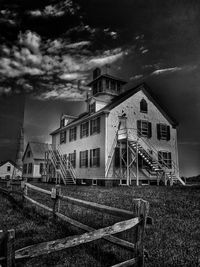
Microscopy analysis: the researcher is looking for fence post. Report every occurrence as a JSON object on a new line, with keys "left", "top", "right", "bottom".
{"left": 7, "top": 180, "right": 11, "bottom": 193}
{"left": 56, "top": 185, "right": 61, "bottom": 213}
{"left": 1, "top": 229, "right": 16, "bottom": 267}
{"left": 51, "top": 187, "right": 57, "bottom": 220}
{"left": 21, "top": 181, "right": 27, "bottom": 205}
{"left": 135, "top": 199, "right": 149, "bottom": 267}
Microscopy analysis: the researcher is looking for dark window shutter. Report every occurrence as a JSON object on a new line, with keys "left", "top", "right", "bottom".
{"left": 115, "top": 147, "right": 120, "bottom": 167}
{"left": 97, "top": 148, "right": 100, "bottom": 167}
{"left": 64, "top": 131, "right": 66, "bottom": 143}
{"left": 69, "top": 129, "right": 71, "bottom": 142}
{"left": 74, "top": 127, "right": 77, "bottom": 140}
{"left": 167, "top": 126, "right": 170, "bottom": 141}
{"left": 74, "top": 150, "right": 76, "bottom": 168}
{"left": 79, "top": 151, "right": 81, "bottom": 167}
{"left": 148, "top": 122, "right": 152, "bottom": 138}
{"left": 90, "top": 149, "right": 92, "bottom": 167}
{"left": 137, "top": 120, "right": 141, "bottom": 137}
{"left": 86, "top": 122, "right": 89, "bottom": 136}
{"left": 97, "top": 117, "right": 101, "bottom": 133}
{"left": 90, "top": 120, "right": 93, "bottom": 135}
{"left": 157, "top": 124, "right": 161, "bottom": 140}
{"left": 86, "top": 150, "right": 88, "bottom": 167}
{"left": 80, "top": 124, "right": 82, "bottom": 139}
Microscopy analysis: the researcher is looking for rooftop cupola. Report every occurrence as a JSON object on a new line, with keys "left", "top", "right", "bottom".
{"left": 87, "top": 67, "right": 127, "bottom": 99}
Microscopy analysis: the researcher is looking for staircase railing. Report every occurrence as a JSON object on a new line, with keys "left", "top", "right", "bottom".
{"left": 118, "top": 128, "right": 185, "bottom": 185}
{"left": 48, "top": 145, "right": 67, "bottom": 185}
{"left": 105, "top": 131, "right": 118, "bottom": 177}
{"left": 56, "top": 145, "right": 76, "bottom": 183}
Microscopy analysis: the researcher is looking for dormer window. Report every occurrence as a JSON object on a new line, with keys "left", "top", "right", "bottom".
{"left": 89, "top": 102, "right": 95, "bottom": 113}
{"left": 140, "top": 99, "right": 148, "bottom": 113}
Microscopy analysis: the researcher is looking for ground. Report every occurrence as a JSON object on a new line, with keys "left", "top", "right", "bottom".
{"left": 0, "top": 183, "right": 200, "bottom": 266}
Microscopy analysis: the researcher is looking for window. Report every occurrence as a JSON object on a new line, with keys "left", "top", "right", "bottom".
{"left": 23, "top": 164, "right": 27, "bottom": 174}
{"left": 69, "top": 127, "right": 77, "bottom": 142}
{"left": 117, "top": 82, "right": 121, "bottom": 92}
{"left": 80, "top": 121, "right": 89, "bottom": 138}
{"left": 27, "top": 151, "right": 31, "bottom": 157}
{"left": 158, "top": 151, "right": 172, "bottom": 169}
{"left": 90, "top": 117, "right": 100, "bottom": 135}
{"left": 69, "top": 151, "right": 76, "bottom": 168}
{"left": 89, "top": 103, "right": 95, "bottom": 113}
{"left": 137, "top": 120, "right": 152, "bottom": 138}
{"left": 60, "top": 131, "right": 66, "bottom": 144}
{"left": 157, "top": 124, "right": 170, "bottom": 140}
{"left": 106, "top": 79, "right": 110, "bottom": 89}
{"left": 90, "top": 148, "right": 100, "bottom": 167}
{"left": 28, "top": 163, "right": 33, "bottom": 174}
{"left": 39, "top": 163, "right": 43, "bottom": 174}
{"left": 80, "top": 150, "right": 88, "bottom": 168}
{"left": 93, "top": 83, "right": 97, "bottom": 95}
{"left": 7, "top": 166, "right": 11, "bottom": 172}
{"left": 111, "top": 80, "right": 116, "bottom": 91}
{"left": 98, "top": 80, "right": 102, "bottom": 92}
{"left": 140, "top": 99, "right": 148, "bottom": 113}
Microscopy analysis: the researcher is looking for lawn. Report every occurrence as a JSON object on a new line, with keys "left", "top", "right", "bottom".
{"left": 0, "top": 183, "right": 200, "bottom": 266}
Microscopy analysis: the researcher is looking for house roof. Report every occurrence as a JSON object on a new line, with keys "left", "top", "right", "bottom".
{"left": 50, "top": 83, "right": 177, "bottom": 135}
{"left": 0, "top": 160, "right": 19, "bottom": 168}
{"left": 22, "top": 142, "right": 49, "bottom": 161}
{"left": 87, "top": 74, "right": 127, "bottom": 86}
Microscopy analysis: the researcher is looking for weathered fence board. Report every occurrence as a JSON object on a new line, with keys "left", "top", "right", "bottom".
{"left": 15, "top": 217, "right": 139, "bottom": 259}
{"left": 111, "top": 257, "right": 137, "bottom": 267}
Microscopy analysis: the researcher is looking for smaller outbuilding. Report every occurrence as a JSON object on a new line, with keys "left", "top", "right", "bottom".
{"left": 22, "top": 142, "right": 48, "bottom": 181}
{"left": 0, "top": 160, "right": 22, "bottom": 180}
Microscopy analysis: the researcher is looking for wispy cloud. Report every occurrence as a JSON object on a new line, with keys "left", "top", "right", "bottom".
{"left": 130, "top": 74, "right": 143, "bottom": 80}
{"left": 151, "top": 65, "right": 197, "bottom": 75}
{"left": 28, "top": 0, "right": 80, "bottom": 17}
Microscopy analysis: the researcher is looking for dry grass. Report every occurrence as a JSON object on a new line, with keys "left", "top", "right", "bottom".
{"left": 1, "top": 183, "right": 200, "bottom": 266}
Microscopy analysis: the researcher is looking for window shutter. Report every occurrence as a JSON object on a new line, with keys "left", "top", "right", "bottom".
{"left": 157, "top": 124, "right": 161, "bottom": 140}
{"left": 97, "top": 148, "right": 100, "bottom": 167}
{"left": 97, "top": 117, "right": 101, "bottom": 133}
{"left": 74, "top": 127, "right": 77, "bottom": 140}
{"left": 90, "top": 149, "right": 92, "bottom": 167}
{"left": 90, "top": 120, "right": 93, "bottom": 135}
{"left": 64, "top": 131, "right": 66, "bottom": 143}
{"left": 80, "top": 124, "right": 82, "bottom": 139}
{"left": 167, "top": 126, "right": 170, "bottom": 141}
{"left": 74, "top": 150, "right": 76, "bottom": 168}
{"left": 86, "top": 122, "right": 89, "bottom": 136}
{"left": 137, "top": 120, "right": 141, "bottom": 137}
{"left": 148, "top": 122, "right": 152, "bottom": 138}
{"left": 79, "top": 151, "right": 81, "bottom": 168}
{"left": 69, "top": 129, "right": 71, "bottom": 142}
{"left": 86, "top": 150, "right": 88, "bottom": 167}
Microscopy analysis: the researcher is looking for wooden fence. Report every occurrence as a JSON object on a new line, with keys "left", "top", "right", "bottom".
{"left": 0, "top": 180, "right": 152, "bottom": 267}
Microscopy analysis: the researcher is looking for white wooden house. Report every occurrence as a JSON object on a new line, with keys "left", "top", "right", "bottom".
{"left": 46, "top": 68, "right": 185, "bottom": 186}
{"left": 0, "top": 160, "right": 22, "bottom": 180}
{"left": 22, "top": 142, "right": 48, "bottom": 181}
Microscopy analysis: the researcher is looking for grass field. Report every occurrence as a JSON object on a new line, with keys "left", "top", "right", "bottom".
{"left": 0, "top": 184, "right": 200, "bottom": 266}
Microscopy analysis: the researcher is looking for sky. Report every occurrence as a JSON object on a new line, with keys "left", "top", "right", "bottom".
{"left": 0, "top": 0, "right": 200, "bottom": 177}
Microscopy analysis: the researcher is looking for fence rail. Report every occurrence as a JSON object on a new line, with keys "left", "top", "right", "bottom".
{"left": 0, "top": 181, "right": 151, "bottom": 267}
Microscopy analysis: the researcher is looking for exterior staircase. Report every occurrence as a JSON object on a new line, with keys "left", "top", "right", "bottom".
{"left": 129, "top": 140, "right": 185, "bottom": 185}
{"left": 47, "top": 144, "right": 76, "bottom": 185}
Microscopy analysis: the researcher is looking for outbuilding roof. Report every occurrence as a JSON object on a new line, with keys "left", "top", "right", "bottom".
{"left": 22, "top": 142, "right": 49, "bottom": 161}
